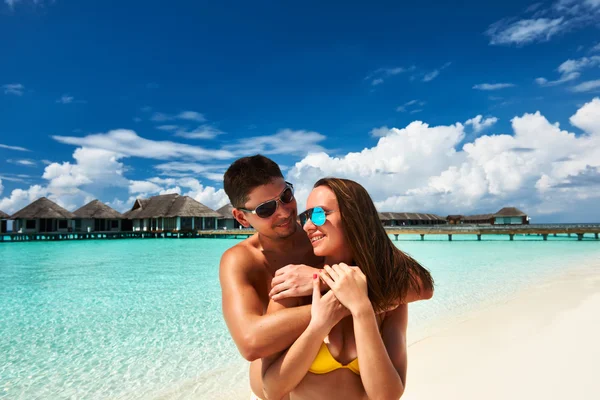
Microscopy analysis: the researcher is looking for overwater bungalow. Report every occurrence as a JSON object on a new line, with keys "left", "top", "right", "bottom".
{"left": 123, "top": 193, "right": 221, "bottom": 232}
{"left": 446, "top": 215, "right": 463, "bottom": 225}
{"left": 216, "top": 203, "right": 243, "bottom": 230}
{"left": 10, "top": 197, "right": 76, "bottom": 233}
{"left": 379, "top": 212, "right": 447, "bottom": 226}
{"left": 493, "top": 207, "right": 529, "bottom": 225}
{"left": 461, "top": 214, "right": 494, "bottom": 224}
{"left": 0, "top": 210, "right": 9, "bottom": 233}
{"left": 73, "top": 200, "right": 124, "bottom": 232}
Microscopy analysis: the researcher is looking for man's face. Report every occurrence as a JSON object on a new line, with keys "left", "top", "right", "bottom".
{"left": 234, "top": 178, "right": 298, "bottom": 239}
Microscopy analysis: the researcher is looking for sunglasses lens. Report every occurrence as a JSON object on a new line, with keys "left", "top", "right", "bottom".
{"left": 299, "top": 211, "right": 308, "bottom": 226}
{"left": 281, "top": 187, "right": 294, "bottom": 204}
{"left": 255, "top": 200, "right": 277, "bottom": 218}
{"left": 311, "top": 207, "right": 326, "bottom": 226}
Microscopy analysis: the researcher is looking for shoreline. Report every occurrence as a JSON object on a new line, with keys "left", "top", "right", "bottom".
{"left": 403, "top": 262, "right": 600, "bottom": 400}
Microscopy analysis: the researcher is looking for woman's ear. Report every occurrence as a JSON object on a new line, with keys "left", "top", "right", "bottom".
{"left": 232, "top": 208, "right": 252, "bottom": 228}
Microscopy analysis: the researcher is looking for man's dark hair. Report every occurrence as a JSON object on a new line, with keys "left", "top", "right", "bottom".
{"left": 224, "top": 154, "right": 284, "bottom": 208}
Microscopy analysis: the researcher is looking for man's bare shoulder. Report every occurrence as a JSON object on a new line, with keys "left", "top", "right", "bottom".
{"left": 219, "top": 234, "right": 263, "bottom": 277}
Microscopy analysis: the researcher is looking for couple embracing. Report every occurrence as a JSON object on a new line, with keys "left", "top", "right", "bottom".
{"left": 220, "top": 155, "right": 434, "bottom": 400}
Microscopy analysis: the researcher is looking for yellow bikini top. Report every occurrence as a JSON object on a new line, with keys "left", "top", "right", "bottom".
{"left": 308, "top": 342, "right": 360, "bottom": 375}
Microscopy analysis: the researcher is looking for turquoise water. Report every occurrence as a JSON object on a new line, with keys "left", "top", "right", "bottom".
{"left": 1, "top": 235, "right": 599, "bottom": 399}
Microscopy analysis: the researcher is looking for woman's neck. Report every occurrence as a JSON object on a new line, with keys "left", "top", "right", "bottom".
{"left": 324, "top": 253, "right": 353, "bottom": 266}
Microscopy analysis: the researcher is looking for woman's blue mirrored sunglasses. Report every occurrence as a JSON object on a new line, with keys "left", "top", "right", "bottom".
{"left": 298, "top": 206, "right": 335, "bottom": 227}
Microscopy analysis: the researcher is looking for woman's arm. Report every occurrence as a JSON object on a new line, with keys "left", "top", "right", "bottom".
{"left": 320, "top": 264, "right": 408, "bottom": 400}
{"left": 262, "top": 277, "right": 348, "bottom": 400}
{"left": 353, "top": 304, "right": 408, "bottom": 400}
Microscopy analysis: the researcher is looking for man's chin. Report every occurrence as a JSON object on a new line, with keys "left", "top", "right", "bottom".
{"left": 274, "top": 221, "right": 297, "bottom": 238}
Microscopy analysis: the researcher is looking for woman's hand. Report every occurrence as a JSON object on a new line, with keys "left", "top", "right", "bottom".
{"left": 321, "top": 263, "right": 372, "bottom": 317}
{"left": 309, "top": 274, "right": 349, "bottom": 334}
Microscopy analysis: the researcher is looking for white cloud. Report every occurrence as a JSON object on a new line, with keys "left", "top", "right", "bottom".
{"left": 370, "top": 126, "right": 392, "bottom": 138}
{"left": 0, "top": 143, "right": 30, "bottom": 152}
{"left": 156, "top": 125, "right": 179, "bottom": 131}
{"left": 180, "top": 179, "right": 229, "bottom": 209}
{"left": 125, "top": 177, "right": 229, "bottom": 209}
{"left": 570, "top": 79, "right": 600, "bottom": 92}
{"left": 7, "top": 159, "right": 36, "bottom": 166}
{"left": 487, "top": 1, "right": 600, "bottom": 46}
{"left": 487, "top": 17, "right": 565, "bottom": 45}
{"left": 129, "top": 180, "right": 162, "bottom": 194}
{"left": 535, "top": 72, "right": 579, "bottom": 86}
{"left": 559, "top": 56, "right": 600, "bottom": 73}
{"left": 56, "top": 94, "right": 74, "bottom": 104}
{"left": 285, "top": 98, "right": 600, "bottom": 221}
{"left": 2, "top": 83, "right": 24, "bottom": 96}
{"left": 396, "top": 99, "right": 425, "bottom": 112}
{"left": 465, "top": 115, "right": 499, "bottom": 133}
{"left": 366, "top": 66, "right": 414, "bottom": 86}
{"left": 0, "top": 178, "right": 3, "bottom": 196}
{"left": 154, "top": 162, "right": 226, "bottom": 178}
{"left": 591, "top": 42, "right": 600, "bottom": 52}
{"left": 177, "top": 111, "right": 206, "bottom": 122}
{"left": 106, "top": 196, "right": 137, "bottom": 213}
{"left": 423, "top": 71, "right": 439, "bottom": 81}
{"left": 159, "top": 187, "right": 182, "bottom": 195}
{"left": 473, "top": 83, "right": 516, "bottom": 90}
{"left": 173, "top": 125, "right": 224, "bottom": 139}
{"left": 0, "top": 185, "right": 49, "bottom": 214}
{"left": 537, "top": 55, "right": 600, "bottom": 86}
{"left": 4, "top": 0, "right": 53, "bottom": 9}
{"left": 52, "top": 129, "right": 234, "bottom": 160}
{"left": 570, "top": 97, "right": 600, "bottom": 133}
{"left": 151, "top": 110, "right": 206, "bottom": 123}
{"left": 150, "top": 112, "right": 172, "bottom": 122}
{"left": 535, "top": 56, "right": 600, "bottom": 86}
{"left": 43, "top": 148, "right": 128, "bottom": 195}
{"left": 224, "top": 128, "right": 327, "bottom": 156}
{"left": 422, "top": 62, "right": 451, "bottom": 82}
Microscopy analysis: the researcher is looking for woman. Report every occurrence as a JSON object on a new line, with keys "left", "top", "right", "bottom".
{"left": 261, "top": 177, "right": 434, "bottom": 400}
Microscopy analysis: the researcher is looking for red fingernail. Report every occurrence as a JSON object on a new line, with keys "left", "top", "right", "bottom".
{"left": 313, "top": 274, "right": 318, "bottom": 279}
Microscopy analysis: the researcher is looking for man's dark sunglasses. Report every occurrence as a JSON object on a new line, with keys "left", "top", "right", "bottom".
{"left": 238, "top": 182, "right": 295, "bottom": 218}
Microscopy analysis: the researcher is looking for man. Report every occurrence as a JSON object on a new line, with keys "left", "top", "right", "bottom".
{"left": 220, "top": 155, "right": 433, "bottom": 399}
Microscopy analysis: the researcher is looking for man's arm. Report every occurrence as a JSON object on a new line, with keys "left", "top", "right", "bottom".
{"left": 219, "top": 247, "right": 312, "bottom": 361}
{"left": 271, "top": 263, "right": 433, "bottom": 304}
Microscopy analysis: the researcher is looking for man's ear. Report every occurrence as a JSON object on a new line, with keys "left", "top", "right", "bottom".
{"left": 232, "top": 208, "right": 252, "bottom": 228}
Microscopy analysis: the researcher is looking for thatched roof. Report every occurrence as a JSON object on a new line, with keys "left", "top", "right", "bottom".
{"left": 123, "top": 194, "right": 221, "bottom": 219}
{"left": 216, "top": 203, "right": 235, "bottom": 219}
{"left": 494, "top": 207, "right": 527, "bottom": 217}
{"left": 379, "top": 212, "right": 446, "bottom": 221}
{"left": 0, "top": 210, "right": 9, "bottom": 219}
{"left": 10, "top": 197, "right": 76, "bottom": 220}
{"left": 73, "top": 200, "right": 123, "bottom": 219}
{"left": 462, "top": 214, "right": 494, "bottom": 221}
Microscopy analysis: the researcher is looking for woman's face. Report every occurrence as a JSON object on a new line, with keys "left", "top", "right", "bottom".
{"left": 302, "top": 186, "right": 347, "bottom": 258}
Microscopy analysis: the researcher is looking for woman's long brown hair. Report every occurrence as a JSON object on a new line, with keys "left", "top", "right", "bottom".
{"left": 315, "top": 177, "right": 434, "bottom": 312}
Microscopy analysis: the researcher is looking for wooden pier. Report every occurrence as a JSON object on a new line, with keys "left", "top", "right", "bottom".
{"left": 1, "top": 224, "right": 599, "bottom": 243}
{"left": 0, "top": 229, "right": 256, "bottom": 242}
{"left": 384, "top": 224, "right": 600, "bottom": 241}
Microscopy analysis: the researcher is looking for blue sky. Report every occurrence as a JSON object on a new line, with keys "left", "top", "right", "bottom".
{"left": 1, "top": 0, "right": 600, "bottom": 222}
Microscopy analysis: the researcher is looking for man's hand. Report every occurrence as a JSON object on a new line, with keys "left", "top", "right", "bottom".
{"left": 270, "top": 264, "right": 323, "bottom": 300}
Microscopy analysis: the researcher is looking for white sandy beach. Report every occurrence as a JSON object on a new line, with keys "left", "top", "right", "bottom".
{"left": 403, "top": 263, "right": 600, "bottom": 400}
